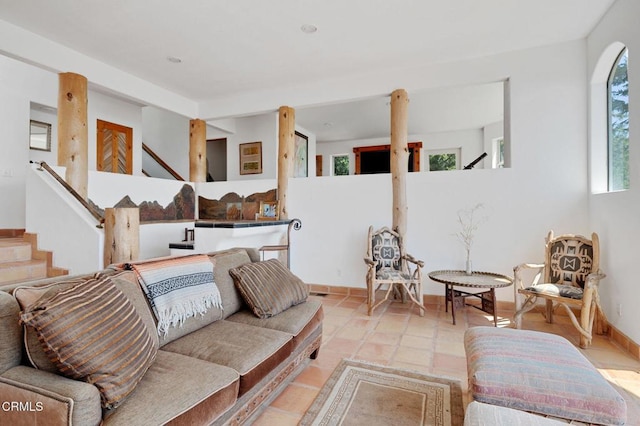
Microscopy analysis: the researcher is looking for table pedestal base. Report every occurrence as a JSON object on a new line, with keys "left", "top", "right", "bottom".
{"left": 445, "top": 285, "right": 498, "bottom": 326}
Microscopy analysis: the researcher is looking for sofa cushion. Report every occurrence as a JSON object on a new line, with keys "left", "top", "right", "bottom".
{"left": 229, "top": 259, "right": 309, "bottom": 319}
{"left": 464, "top": 327, "right": 627, "bottom": 425}
{"left": 161, "top": 320, "right": 292, "bottom": 396}
{"left": 20, "top": 274, "right": 158, "bottom": 409}
{"left": 103, "top": 350, "right": 239, "bottom": 426}
{"left": 208, "top": 249, "right": 253, "bottom": 318}
{"left": 14, "top": 271, "right": 159, "bottom": 373}
{"left": 0, "top": 291, "right": 22, "bottom": 374}
{"left": 524, "top": 283, "right": 583, "bottom": 299}
{"left": 227, "top": 299, "right": 323, "bottom": 351}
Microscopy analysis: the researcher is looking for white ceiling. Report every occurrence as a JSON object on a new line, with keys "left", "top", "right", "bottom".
{"left": 0, "top": 0, "right": 615, "bottom": 139}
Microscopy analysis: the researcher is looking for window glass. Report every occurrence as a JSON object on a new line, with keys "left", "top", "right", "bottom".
{"left": 427, "top": 148, "right": 460, "bottom": 171}
{"left": 608, "top": 48, "right": 629, "bottom": 191}
{"left": 492, "top": 137, "right": 504, "bottom": 169}
{"left": 333, "top": 155, "right": 349, "bottom": 176}
{"left": 429, "top": 154, "right": 457, "bottom": 171}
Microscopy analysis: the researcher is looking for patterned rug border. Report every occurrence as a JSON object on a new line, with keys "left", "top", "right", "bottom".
{"left": 300, "top": 358, "right": 464, "bottom": 426}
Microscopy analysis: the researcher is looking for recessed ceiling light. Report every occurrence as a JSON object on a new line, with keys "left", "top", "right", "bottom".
{"left": 166, "top": 56, "right": 182, "bottom": 64}
{"left": 300, "top": 24, "right": 317, "bottom": 34}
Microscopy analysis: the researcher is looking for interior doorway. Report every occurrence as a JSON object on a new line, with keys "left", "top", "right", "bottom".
{"left": 207, "top": 138, "right": 227, "bottom": 181}
{"left": 353, "top": 142, "right": 422, "bottom": 174}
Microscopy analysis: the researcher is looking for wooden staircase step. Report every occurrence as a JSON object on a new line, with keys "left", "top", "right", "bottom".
{"left": 0, "top": 238, "right": 32, "bottom": 263}
{"left": 0, "top": 259, "right": 47, "bottom": 285}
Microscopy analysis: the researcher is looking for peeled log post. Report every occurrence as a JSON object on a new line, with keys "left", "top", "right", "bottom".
{"left": 189, "top": 119, "right": 207, "bottom": 182}
{"left": 390, "top": 89, "right": 409, "bottom": 238}
{"left": 103, "top": 207, "right": 139, "bottom": 266}
{"left": 58, "top": 72, "right": 88, "bottom": 199}
{"left": 278, "top": 106, "right": 295, "bottom": 220}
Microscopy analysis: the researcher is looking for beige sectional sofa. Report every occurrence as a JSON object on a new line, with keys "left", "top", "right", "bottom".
{"left": 0, "top": 248, "right": 323, "bottom": 425}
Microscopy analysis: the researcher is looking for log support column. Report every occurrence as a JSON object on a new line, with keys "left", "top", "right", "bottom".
{"left": 278, "top": 106, "right": 295, "bottom": 220}
{"left": 390, "top": 89, "right": 409, "bottom": 238}
{"left": 103, "top": 207, "right": 139, "bottom": 266}
{"left": 190, "top": 119, "right": 207, "bottom": 182}
{"left": 58, "top": 72, "right": 88, "bottom": 199}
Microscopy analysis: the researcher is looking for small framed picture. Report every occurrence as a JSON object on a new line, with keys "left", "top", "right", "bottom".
{"left": 239, "top": 141, "right": 262, "bottom": 175}
{"left": 259, "top": 201, "right": 278, "bottom": 220}
{"left": 226, "top": 202, "right": 242, "bottom": 220}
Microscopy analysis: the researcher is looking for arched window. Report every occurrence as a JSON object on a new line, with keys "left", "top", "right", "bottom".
{"left": 607, "top": 48, "right": 629, "bottom": 191}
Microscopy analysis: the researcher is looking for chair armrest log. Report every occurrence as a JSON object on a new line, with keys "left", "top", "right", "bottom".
{"left": 513, "top": 262, "right": 545, "bottom": 289}
{"left": 364, "top": 257, "right": 376, "bottom": 268}
{"left": 585, "top": 270, "right": 606, "bottom": 288}
{"left": 403, "top": 254, "right": 424, "bottom": 268}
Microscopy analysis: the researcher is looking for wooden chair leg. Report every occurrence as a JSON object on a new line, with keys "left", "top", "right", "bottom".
{"left": 545, "top": 299, "right": 554, "bottom": 324}
{"left": 513, "top": 295, "right": 537, "bottom": 329}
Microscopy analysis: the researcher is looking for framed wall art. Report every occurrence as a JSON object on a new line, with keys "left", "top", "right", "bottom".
{"left": 259, "top": 201, "right": 278, "bottom": 220}
{"left": 294, "top": 131, "right": 308, "bottom": 178}
{"left": 239, "top": 141, "right": 262, "bottom": 175}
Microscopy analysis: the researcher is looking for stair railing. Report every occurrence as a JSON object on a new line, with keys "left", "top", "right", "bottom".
{"left": 31, "top": 161, "right": 105, "bottom": 228}
{"left": 142, "top": 143, "right": 185, "bottom": 181}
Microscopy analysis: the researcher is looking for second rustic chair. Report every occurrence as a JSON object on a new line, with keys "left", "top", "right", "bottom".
{"left": 513, "top": 230, "right": 607, "bottom": 348}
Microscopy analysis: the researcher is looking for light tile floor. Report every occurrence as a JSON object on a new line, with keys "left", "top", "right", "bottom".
{"left": 253, "top": 293, "right": 640, "bottom": 425}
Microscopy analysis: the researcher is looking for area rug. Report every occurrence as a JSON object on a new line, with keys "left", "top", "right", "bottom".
{"left": 300, "top": 359, "right": 464, "bottom": 426}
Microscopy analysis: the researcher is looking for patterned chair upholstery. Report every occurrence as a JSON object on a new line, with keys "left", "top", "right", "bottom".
{"left": 364, "top": 226, "right": 425, "bottom": 316}
{"left": 513, "top": 231, "right": 607, "bottom": 348}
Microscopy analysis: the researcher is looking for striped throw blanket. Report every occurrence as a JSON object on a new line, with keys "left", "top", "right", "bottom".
{"left": 127, "top": 255, "right": 222, "bottom": 336}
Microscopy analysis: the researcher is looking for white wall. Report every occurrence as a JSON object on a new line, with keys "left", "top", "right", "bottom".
{"left": 226, "top": 113, "right": 279, "bottom": 181}
{"left": 587, "top": 0, "right": 640, "bottom": 343}
{"left": 289, "top": 40, "right": 590, "bottom": 306}
{"left": 54, "top": 39, "right": 584, "bottom": 302}
{"left": 0, "top": 54, "right": 57, "bottom": 228}
{"left": 26, "top": 165, "right": 103, "bottom": 274}
{"left": 28, "top": 106, "right": 58, "bottom": 166}
{"left": 90, "top": 91, "right": 143, "bottom": 175}
{"left": 141, "top": 106, "right": 190, "bottom": 179}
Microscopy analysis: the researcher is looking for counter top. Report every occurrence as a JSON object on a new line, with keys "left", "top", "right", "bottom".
{"left": 194, "top": 219, "right": 291, "bottom": 229}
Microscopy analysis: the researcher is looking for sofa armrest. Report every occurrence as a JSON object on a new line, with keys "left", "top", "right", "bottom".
{"left": 1, "top": 366, "right": 102, "bottom": 426}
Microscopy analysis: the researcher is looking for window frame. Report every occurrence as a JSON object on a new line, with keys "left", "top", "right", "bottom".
{"left": 606, "top": 47, "right": 629, "bottom": 192}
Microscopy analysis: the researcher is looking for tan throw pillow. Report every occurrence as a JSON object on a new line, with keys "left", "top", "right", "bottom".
{"left": 19, "top": 274, "right": 157, "bottom": 409}
{"left": 229, "top": 259, "right": 309, "bottom": 319}
{"left": 14, "top": 279, "right": 85, "bottom": 372}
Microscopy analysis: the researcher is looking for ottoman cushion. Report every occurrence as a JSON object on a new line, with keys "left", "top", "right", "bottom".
{"left": 464, "top": 327, "right": 626, "bottom": 425}
{"left": 464, "top": 401, "right": 566, "bottom": 426}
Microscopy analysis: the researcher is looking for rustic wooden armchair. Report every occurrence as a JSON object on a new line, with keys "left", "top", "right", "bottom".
{"left": 513, "top": 231, "right": 607, "bottom": 348}
{"left": 364, "top": 226, "right": 425, "bottom": 316}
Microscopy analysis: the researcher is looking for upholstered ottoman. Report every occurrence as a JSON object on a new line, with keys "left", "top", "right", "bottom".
{"left": 464, "top": 327, "right": 626, "bottom": 425}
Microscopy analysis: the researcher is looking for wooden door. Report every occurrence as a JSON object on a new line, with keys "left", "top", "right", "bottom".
{"left": 97, "top": 120, "right": 133, "bottom": 174}
{"left": 316, "top": 155, "right": 323, "bottom": 176}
